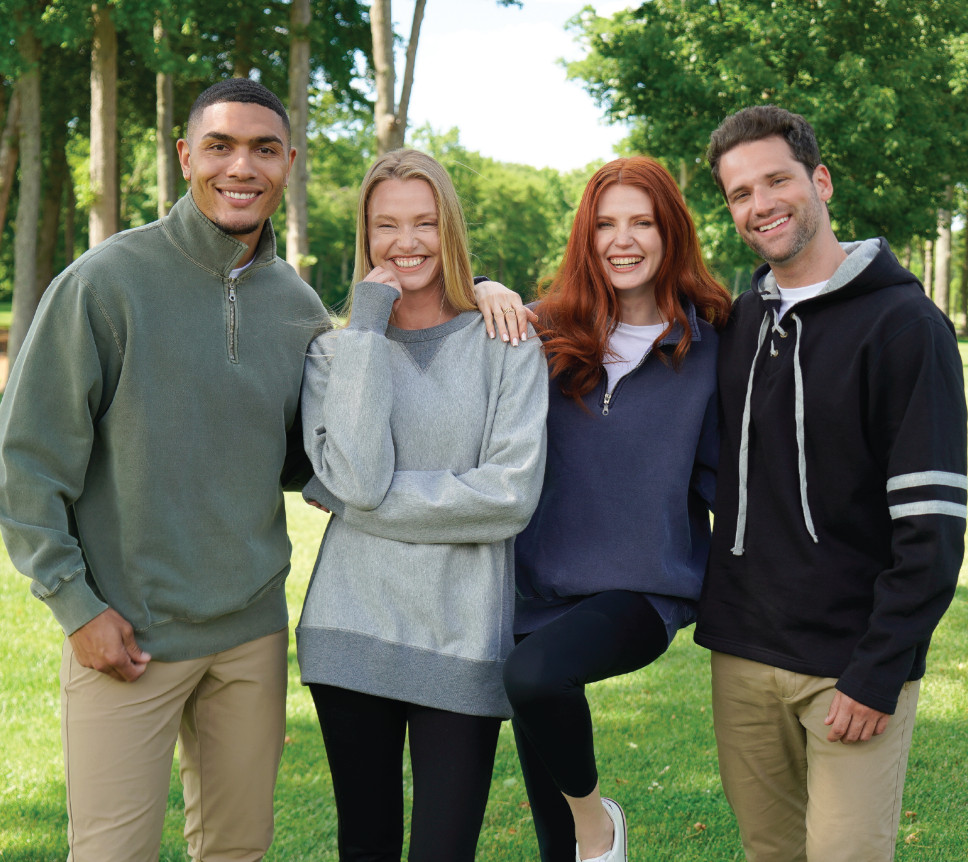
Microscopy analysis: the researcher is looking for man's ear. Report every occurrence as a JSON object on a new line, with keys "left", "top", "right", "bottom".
{"left": 813, "top": 164, "right": 834, "bottom": 204}
{"left": 176, "top": 139, "right": 191, "bottom": 181}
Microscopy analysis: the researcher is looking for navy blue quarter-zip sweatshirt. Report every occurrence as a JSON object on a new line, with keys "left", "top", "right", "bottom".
{"left": 514, "top": 300, "right": 719, "bottom": 635}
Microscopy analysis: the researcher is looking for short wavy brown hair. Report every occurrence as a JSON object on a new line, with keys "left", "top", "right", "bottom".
{"left": 707, "top": 105, "right": 822, "bottom": 198}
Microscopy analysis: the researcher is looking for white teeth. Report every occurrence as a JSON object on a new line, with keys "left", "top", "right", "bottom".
{"left": 393, "top": 257, "right": 425, "bottom": 268}
{"left": 758, "top": 217, "right": 788, "bottom": 232}
{"left": 610, "top": 257, "right": 643, "bottom": 266}
{"left": 223, "top": 190, "right": 257, "bottom": 200}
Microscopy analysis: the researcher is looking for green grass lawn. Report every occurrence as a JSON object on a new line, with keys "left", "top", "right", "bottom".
{"left": 0, "top": 345, "right": 966, "bottom": 861}
{"left": 1, "top": 494, "right": 966, "bottom": 861}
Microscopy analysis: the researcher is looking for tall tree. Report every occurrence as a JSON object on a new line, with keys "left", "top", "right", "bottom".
{"left": 9, "top": 25, "right": 41, "bottom": 367}
{"left": 371, "top": 0, "right": 424, "bottom": 154}
{"left": 0, "top": 84, "right": 20, "bottom": 242}
{"left": 35, "top": 134, "right": 68, "bottom": 298}
{"left": 934, "top": 186, "right": 953, "bottom": 315}
{"left": 370, "top": 0, "right": 520, "bottom": 154}
{"left": 960, "top": 216, "right": 968, "bottom": 334}
{"left": 89, "top": 2, "right": 118, "bottom": 245}
{"left": 287, "top": 0, "right": 312, "bottom": 282}
{"left": 154, "top": 19, "right": 176, "bottom": 217}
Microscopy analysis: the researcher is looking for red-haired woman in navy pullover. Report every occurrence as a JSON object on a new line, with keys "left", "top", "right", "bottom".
{"left": 479, "top": 156, "right": 731, "bottom": 862}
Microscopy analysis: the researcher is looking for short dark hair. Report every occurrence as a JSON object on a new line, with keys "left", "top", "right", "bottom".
{"left": 187, "top": 78, "right": 290, "bottom": 145}
{"left": 707, "top": 105, "right": 822, "bottom": 197}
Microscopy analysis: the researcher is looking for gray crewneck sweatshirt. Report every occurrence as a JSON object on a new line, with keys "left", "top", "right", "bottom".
{"left": 298, "top": 281, "right": 548, "bottom": 717}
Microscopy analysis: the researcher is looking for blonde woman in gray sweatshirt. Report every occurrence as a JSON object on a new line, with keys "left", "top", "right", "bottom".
{"left": 298, "top": 149, "right": 548, "bottom": 862}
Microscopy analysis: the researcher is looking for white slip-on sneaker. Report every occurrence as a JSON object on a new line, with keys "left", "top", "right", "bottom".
{"left": 576, "top": 797, "right": 628, "bottom": 862}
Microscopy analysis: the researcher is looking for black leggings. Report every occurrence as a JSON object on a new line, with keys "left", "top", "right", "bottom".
{"left": 309, "top": 684, "right": 501, "bottom": 862}
{"left": 502, "top": 591, "right": 671, "bottom": 862}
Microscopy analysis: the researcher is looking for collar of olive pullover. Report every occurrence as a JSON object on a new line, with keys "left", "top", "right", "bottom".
{"left": 161, "top": 192, "right": 279, "bottom": 278}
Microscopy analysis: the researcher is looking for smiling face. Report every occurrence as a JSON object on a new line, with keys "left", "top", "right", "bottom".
{"left": 366, "top": 178, "right": 443, "bottom": 295}
{"left": 176, "top": 101, "right": 295, "bottom": 264}
{"left": 594, "top": 184, "right": 665, "bottom": 301}
{"left": 718, "top": 135, "right": 833, "bottom": 276}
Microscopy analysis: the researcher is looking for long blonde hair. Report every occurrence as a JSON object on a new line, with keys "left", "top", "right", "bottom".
{"left": 351, "top": 149, "right": 476, "bottom": 315}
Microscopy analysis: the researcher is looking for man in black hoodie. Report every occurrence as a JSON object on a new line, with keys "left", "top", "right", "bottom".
{"left": 695, "top": 105, "right": 966, "bottom": 861}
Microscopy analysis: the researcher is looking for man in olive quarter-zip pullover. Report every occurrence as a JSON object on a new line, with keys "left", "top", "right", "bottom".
{"left": 0, "top": 80, "right": 328, "bottom": 862}
{"left": 695, "top": 105, "right": 966, "bottom": 862}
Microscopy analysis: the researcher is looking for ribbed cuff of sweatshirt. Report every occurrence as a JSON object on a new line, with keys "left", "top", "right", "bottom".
{"left": 43, "top": 568, "right": 110, "bottom": 636}
{"left": 348, "top": 281, "right": 398, "bottom": 332}
{"left": 302, "top": 475, "right": 346, "bottom": 517}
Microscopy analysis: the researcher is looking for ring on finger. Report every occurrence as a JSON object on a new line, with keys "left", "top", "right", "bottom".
{"left": 502, "top": 306, "right": 516, "bottom": 315}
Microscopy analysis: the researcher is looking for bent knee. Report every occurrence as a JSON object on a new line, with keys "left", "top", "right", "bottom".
{"left": 503, "top": 646, "right": 577, "bottom": 708}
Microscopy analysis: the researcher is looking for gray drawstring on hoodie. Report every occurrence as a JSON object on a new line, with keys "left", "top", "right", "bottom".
{"left": 731, "top": 308, "right": 819, "bottom": 555}
{"left": 791, "top": 312, "right": 819, "bottom": 544}
{"left": 730, "top": 240, "right": 881, "bottom": 556}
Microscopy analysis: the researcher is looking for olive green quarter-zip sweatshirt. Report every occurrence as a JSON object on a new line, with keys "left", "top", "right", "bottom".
{"left": 0, "top": 193, "right": 328, "bottom": 661}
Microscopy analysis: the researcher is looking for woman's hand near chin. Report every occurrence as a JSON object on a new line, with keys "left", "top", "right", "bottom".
{"left": 364, "top": 266, "right": 402, "bottom": 299}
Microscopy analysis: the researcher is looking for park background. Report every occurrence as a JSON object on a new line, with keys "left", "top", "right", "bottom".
{"left": 1, "top": 0, "right": 967, "bottom": 858}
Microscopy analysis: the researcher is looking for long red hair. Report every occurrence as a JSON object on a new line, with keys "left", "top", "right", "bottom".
{"left": 538, "top": 157, "right": 731, "bottom": 400}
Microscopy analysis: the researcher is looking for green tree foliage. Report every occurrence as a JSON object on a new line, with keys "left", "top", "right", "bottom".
{"left": 567, "top": 0, "right": 968, "bottom": 283}
{"left": 413, "top": 126, "right": 579, "bottom": 301}
{"left": 297, "top": 119, "right": 584, "bottom": 311}
{"left": 0, "top": 0, "right": 370, "bottom": 301}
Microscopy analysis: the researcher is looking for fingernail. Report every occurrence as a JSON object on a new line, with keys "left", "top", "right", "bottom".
{"left": 488, "top": 330, "right": 495, "bottom": 339}
{"left": 511, "top": 337, "right": 519, "bottom": 347}
{"left": 502, "top": 333, "right": 509, "bottom": 342}
{"left": 521, "top": 332, "right": 528, "bottom": 341}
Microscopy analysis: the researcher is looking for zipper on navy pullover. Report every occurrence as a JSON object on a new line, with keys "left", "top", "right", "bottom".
{"left": 600, "top": 346, "right": 655, "bottom": 415}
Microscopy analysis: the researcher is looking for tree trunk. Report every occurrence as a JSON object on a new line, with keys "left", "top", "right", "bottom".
{"left": 371, "top": 0, "right": 427, "bottom": 154}
{"left": 0, "top": 87, "right": 21, "bottom": 243}
{"left": 371, "top": 0, "right": 398, "bottom": 154}
{"left": 394, "top": 0, "right": 426, "bottom": 150}
{"left": 154, "top": 21, "right": 177, "bottom": 217}
{"left": 960, "top": 215, "right": 968, "bottom": 336}
{"left": 933, "top": 191, "right": 952, "bottom": 317}
{"left": 233, "top": 19, "right": 254, "bottom": 78}
{"left": 286, "top": 0, "right": 311, "bottom": 282}
{"left": 923, "top": 238, "right": 934, "bottom": 299}
{"left": 36, "top": 134, "right": 68, "bottom": 299}
{"left": 64, "top": 169, "right": 76, "bottom": 265}
{"left": 901, "top": 242, "right": 912, "bottom": 271}
{"left": 9, "top": 28, "right": 42, "bottom": 369}
{"left": 90, "top": 2, "right": 119, "bottom": 246}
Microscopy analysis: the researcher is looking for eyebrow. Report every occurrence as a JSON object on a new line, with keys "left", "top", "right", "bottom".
{"left": 200, "top": 131, "right": 285, "bottom": 147}
{"left": 728, "top": 169, "right": 792, "bottom": 196}
{"left": 370, "top": 211, "right": 438, "bottom": 221}
{"left": 596, "top": 211, "right": 655, "bottom": 219}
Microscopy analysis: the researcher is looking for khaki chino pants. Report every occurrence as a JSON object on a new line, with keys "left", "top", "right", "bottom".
{"left": 60, "top": 629, "right": 288, "bottom": 862}
{"left": 711, "top": 651, "right": 919, "bottom": 862}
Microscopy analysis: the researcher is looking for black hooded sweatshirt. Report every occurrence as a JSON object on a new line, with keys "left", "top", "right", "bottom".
{"left": 695, "top": 238, "right": 966, "bottom": 714}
